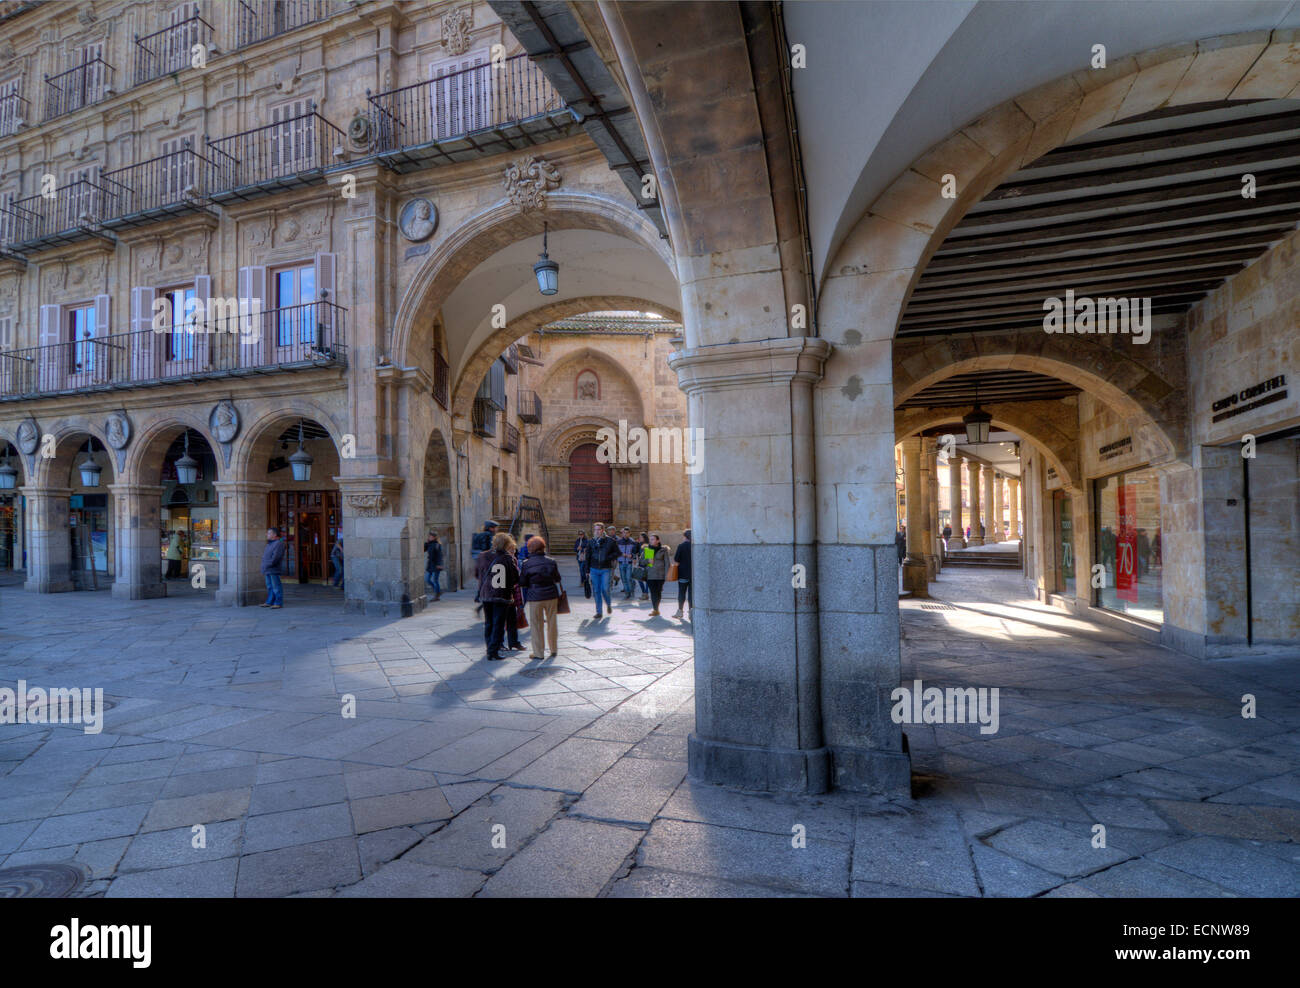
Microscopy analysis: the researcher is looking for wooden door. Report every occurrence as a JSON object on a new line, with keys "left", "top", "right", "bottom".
{"left": 297, "top": 510, "right": 320, "bottom": 582}
{"left": 568, "top": 443, "right": 611, "bottom": 524}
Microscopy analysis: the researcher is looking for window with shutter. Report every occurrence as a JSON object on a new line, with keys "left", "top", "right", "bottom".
{"left": 68, "top": 304, "right": 96, "bottom": 373}
{"left": 0, "top": 317, "right": 11, "bottom": 350}
{"left": 75, "top": 43, "right": 105, "bottom": 109}
{"left": 0, "top": 77, "right": 21, "bottom": 138}
{"left": 272, "top": 263, "right": 316, "bottom": 347}
{"left": 167, "top": 4, "right": 200, "bottom": 75}
{"left": 158, "top": 284, "right": 197, "bottom": 363}
{"left": 65, "top": 164, "right": 101, "bottom": 228}
{"left": 429, "top": 53, "right": 489, "bottom": 141}
{"left": 270, "top": 99, "right": 313, "bottom": 177}
{"left": 158, "top": 135, "right": 194, "bottom": 200}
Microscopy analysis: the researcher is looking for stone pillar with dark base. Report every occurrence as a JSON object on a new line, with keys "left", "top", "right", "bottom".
{"left": 983, "top": 464, "right": 996, "bottom": 546}
{"left": 669, "top": 338, "right": 833, "bottom": 795}
{"left": 950, "top": 454, "right": 964, "bottom": 548}
{"left": 993, "top": 471, "right": 1005, "bottom": 543}
{"left": 23, "top": 488, "right": 74, "bottom": 593}
{"left": 214, "top": 480, "right": 271, "bottom": 606}
{"left": 1008, "top": 477, "right": 1020, "bottom": 542}
{"left": 110, "top": 484, "right": 166, "bottom": 600}
{"left": 924, "top": 438, "right": 941, "bottom": 577}
{"left": 966, "top": 460, "right": 983, "bottom": 546}
{"left": 337, "top": 477, "right": 422, "bottom": 618}
{"left": 901, "top": 437, "right": 929, "bottom": 597}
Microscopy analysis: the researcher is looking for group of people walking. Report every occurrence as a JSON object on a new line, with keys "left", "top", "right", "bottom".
{"left": 470, "top": 521, "right": 564, "bottom": 661}
{"left": 573, "top": 524, "right": 692, "bottom": 620}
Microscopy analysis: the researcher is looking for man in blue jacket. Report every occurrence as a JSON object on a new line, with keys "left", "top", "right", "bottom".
{"left": 260, "top": 526, "right": 286, "bottom": 609}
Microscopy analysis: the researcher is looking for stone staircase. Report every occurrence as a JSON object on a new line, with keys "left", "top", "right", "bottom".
{"left": 944, "top": 545, "right": 1023, "bottom": 569}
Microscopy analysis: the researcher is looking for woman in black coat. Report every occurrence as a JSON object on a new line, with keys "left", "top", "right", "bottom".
{"left": 475, "top": 533, "right": 520, "bottom": 660}
{"left": 519, "top": 536, "right": 563, "bottom": 660}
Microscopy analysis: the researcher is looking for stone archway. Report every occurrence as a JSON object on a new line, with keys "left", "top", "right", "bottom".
{"left": 420, "top": 427, "right": 457, "bottom": 593}
{"left": 25, "top": 424, "right": 116, "bottom": 594}
{"left": 536, "top": 415, "right": 646, "bottom": 534}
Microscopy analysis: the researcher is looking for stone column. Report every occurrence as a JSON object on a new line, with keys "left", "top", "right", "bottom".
{"left": 214, "top": 480, "right": 271, "bottom": 606}
{"left": 983, "top": 464, "right": 996, "bottom": 545}
{"left": 922, "top": 438, "right": 940, "bottom": 578}
{"left": 966, "top": 462, "right": 983, "bottom": 546}
{"left": 668, "top": 337, "right": 833, "bottom": 794}
{"left": 993, "top": 471, "right": 1005, "bottom": 542}
{"left": 336, "top": 476, "right": 415, "bottom": 617}
{"left": 110, "top": 483, "right": 166, "bottom": 599}
{"left": 23, "top": 487, "right": 74, "bottom": 593}
{"left": 901, "top": 437, "right": 928, "bottom": 595}
{"left": 949, "top": 454, "right": 963, "bottom": 548}
{"left": 1008, "top": 477, "right": 1020, "bottom": 541}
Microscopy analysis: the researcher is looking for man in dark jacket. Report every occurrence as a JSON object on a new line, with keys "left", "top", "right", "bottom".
{"left": 616, "top": 528, "right": 637, "bottom": 599}
{"left": 475, "top": 533, "right": 518, "bottom": 660}
{"left": 424, "top": 531, "right": 444, "bottom": 600}
{"left": 586, "top": 522, "right": 619, "bottom": 618}
{"left": 896, "top": 525, "right": 907, "bottom": 566}
{"left": 471, "top": 520, "right": 497, "bottom": 605}
{"left": 672, "top": 529, "right": 692, "bottom": 618}
{"left": 260, "top": 526, "right": 286, "bottom": 609}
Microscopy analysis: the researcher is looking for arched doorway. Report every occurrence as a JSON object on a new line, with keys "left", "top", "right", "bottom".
{"left": 568, "top": 443, "right": 611, "bottom": 525}
{"left": 0, "top": 441, "right": 26, "bottom": 575}
{"left": 159, "top": 428, "right": 220, "bottom": 587}
{"left": 422, "top": 430, "right": 457, "bottom": 593}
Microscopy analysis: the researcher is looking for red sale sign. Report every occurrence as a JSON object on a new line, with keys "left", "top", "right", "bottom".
{"left": 1116, "top": 484, "right": 1138, "bottom": 602}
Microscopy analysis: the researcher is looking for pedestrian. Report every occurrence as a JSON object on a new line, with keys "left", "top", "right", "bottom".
{"left": 330, "top": 536, "right": 344, "bottom": 590}
{"left": 896, "top": 525, "right": 906, "bottom": 566}
{"left": 260, "top": 526, "right": 286, "bottom": 609}
{"left": 475, "top": 531, "right": 519, "bottom": 660}
{"left": 519, "top": 536, "right": 562, "bottom": 660}
{"left": 518, "top": 533, "right": 533, "bottom": 564}
{"left": 586, "top": 522, "right": 618, "bottom": 618}
{"left": 504, "top": 540, "right": 525, "bottom": 651}
{"left": 165, "top": 530, "right": 183, "bottom": 578}
{"left": 573, "top": 530, "right": 591, "bottom": 596}
{"left": 643, "top": 533, "right": 670, "bottom": 616}
{"left": 636, "top": 532, "right": 651, "bottom": 599}
{"left": 471, "top": 520, "right": 497, "bottom": 608}
{"left": 672, "top": 529, "right": 692, "bottom": 619}
{"left": 616, "top": 526, "right": 637, "bottom": 599}
{"left": 424, "top": 530, "right": 443, "bottom": 600}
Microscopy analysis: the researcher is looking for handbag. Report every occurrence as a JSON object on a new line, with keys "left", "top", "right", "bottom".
{"left": 667, "top": 561, "right": 679, "bottom": 582}
{"left": 556, "top": 587, "right": 570, "bottom": 614}
{"left": 631, "top": 565, "right": 648, "bottom": 582}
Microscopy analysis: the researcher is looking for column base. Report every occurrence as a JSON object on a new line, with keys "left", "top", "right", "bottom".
{"left": 343, "top": 594, "right": 425, "bottom": 618}
{"left": 112, "top": 582, "right": 167, "bottom": 600}
{"left": 688, "top": 734, "right": 830, "bottom": 794}
{"left": 830, "top": 742, "right": 913, "bottom": 796}
{"left": 925, "top": 553, "right": 940, "bottom": 579}
{"left": 26, "top": 579, "right": 74, "bottom": 593}
{"left": 902, "top": 560, "right": 929, "bottom": 596}
{"left": 216, "top": 587, "right": 270, "bottom": 607}
{"left": 966, "top": 537, "right": 984, "bottom": 546}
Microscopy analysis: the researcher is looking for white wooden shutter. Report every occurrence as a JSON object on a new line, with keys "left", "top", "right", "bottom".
{"left": 430, "top": 53, "right": 488, "bottom": 140}
{"left": 78, "top": 43, "right": 105, "bottom": 106}
{"left": 314, "top": 252, "right": 335, "bottom": 349}
{"left": 130, "top": 286, "right": 156, "bottom": 381}
{"left": 237, "top": 265, "right": 267, "bottom": 367}
{"left": 0, "top": 317, "right": 11, "bottom": 394}
{"left": 93, "top": 293, "right": 111, "bottom": 382}
{"left": 270, "top": 99, "right": 310, "bottom": 177}
{"left": 0, "top": 77, "right": 21, "bottom": 137}
{"left": 39, "top": 303, "right": 63, "bottom": 388}
{"left": 193, "top": 273, "right": 212, "bottom": 367}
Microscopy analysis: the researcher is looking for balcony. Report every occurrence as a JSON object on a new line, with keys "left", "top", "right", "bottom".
{"left": 237, "top": 0, "right": 338, "bottom": 49}
{"left": 44, "top": 57, "right": 115, "bottom": 121}
{"left": 206, "top": 107, "right": 349, "bottom": 201}
{"left": 0, "top": 91, "right": 29, "bottom": 137}
{"left": 472, "top": 396, "right": 496, "bottom": 438}
{"left": 517, "top": 389, "right": 541, "bottom": 424}
{"left": 501, "top": 423, "right": 520, "bottom": 454}
{"left": 100, "top": 144, "right": 216, "bottom": 229}
{"left": 433, "top": 349, "right": 449, "bottom": 410}
{"left": 0, "top": 301, "right": 347, "bottom": 401}
{"left": 1, "top": 179, "right": 114, "bottom": 253}
{"left": 365, "top": 53, "right": 576, "bottom": 172}
{"left": 501, "top": 344, "right": 519, "bottom": 374}
{"left": 133, "top": 9, "right": 214, "bottom": 87}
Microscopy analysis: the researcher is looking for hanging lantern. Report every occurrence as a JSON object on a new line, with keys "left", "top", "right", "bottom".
{"left": 963, "top": 379, "right": 992, "bottom": 445}
{"left": 532, "top": 221, "right": 559, "bottom": 296}
{"left": 289, "top": 421, "right": 313, "bottom": 482}
{"left": 78, "top": 437, "right": 102, "bottom": 488}
{"left": 175, "top": 430, "right": 199, "bottom": 486}
{"left": 0, "top": 447, "right": 16, "bottom": 490}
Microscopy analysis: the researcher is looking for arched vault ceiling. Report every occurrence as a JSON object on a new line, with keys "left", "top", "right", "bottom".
{"left": 442, "top": 228, "right": 679, "bottom": 377}
{"left": 785, "top": 0, "right": 1300, "bottom": 281}
{"left": 899, "top": 97, "right": 1300, "bottom": 337}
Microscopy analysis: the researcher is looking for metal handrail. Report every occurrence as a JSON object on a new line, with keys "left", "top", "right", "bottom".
{"left": 44, "top": 56, "right": 115, "bottom": 120}
{"left": 134, "top": 9, "right": 214, "bottom": 86}
{"left": 100, "top": 144, "right": 214, "bottom": 219}
{"left": 206, "top": 107, "right": 348, "bottom": 193}
{"left": 236, "top": 0, "right": 336, "bottom": 49}
{"left": 2, "top": 179, "right": 111, "bottom": 247}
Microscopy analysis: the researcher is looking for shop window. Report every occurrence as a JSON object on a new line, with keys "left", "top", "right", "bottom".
{"left": 1094, "top": 469, "right": 1163, "bottom": 624}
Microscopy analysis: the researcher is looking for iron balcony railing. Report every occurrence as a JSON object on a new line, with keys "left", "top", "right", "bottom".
{"left": 0, "top": 91, "right": 28, "bottom": 137}
{"left": 100, "top": 144, "right": 214, "bottom": 226}
{"left": 44, "top": 56, "right": 115, "bottom": 120}
{"left": 236, "top": 0, "right": 336, "bottom": 49}
{"left": 517, "top": 389, "right": 541, "bottom": 424}
{"left": 1, "top": 179, "right": 111, "bottom": 251}
{"left": 501, "top": 423, "right": 520, "bottom": 454}
{"left": 205, "top": 106, "right": 348, "bottom": 199}
{"left": 0, "top": 301, "right": 346, "bottom": 400}
{"left": 134, "top": 9, "right": 214, "bottom": 87}
{"left": 366, "top": 53, "right": 565, "bottom": 155}
{"left": 433, "top": 349, "right": 449, "bottom": 410}
{"left": 472, "top": 396, "right": 496, "bottom": 437}
{"left": 502, "top": 343, "right": 519, "bottom": 374}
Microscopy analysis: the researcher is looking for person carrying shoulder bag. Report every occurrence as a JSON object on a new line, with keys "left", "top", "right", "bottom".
{"left": 519, "top": 536, "right": 564, "bottom": 660}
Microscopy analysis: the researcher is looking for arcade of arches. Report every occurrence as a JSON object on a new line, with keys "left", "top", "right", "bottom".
{"left": 1, "top": 2, "right": 1297, "bottom": 803}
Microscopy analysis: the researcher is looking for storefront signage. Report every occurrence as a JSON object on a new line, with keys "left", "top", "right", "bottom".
{"left": 1116, "top": 483, "right": 1138, "bottom": 603}
{"left": 1098, "top": 436, "right": 1133, "bottom": 461}
{"left": 1210, "top": 375, "right": 1288, "bottom": 423}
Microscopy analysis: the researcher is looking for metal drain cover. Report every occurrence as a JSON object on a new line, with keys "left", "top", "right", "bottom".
{"left": 519, "top": 666, "right": 576, "bottom": 678}
{"left": 23, "top": 696, "right": 117, "bottom": 717}
{"left": 0, "top": 864, "right": 90, "bottom": 898}
{"left": 920, "top": 603, "right": 957, "bottom": 611}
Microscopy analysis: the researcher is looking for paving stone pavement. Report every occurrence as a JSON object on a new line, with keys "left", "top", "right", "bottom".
{"left": 1, "top": 562, "right": 1298, "bottom": 897}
